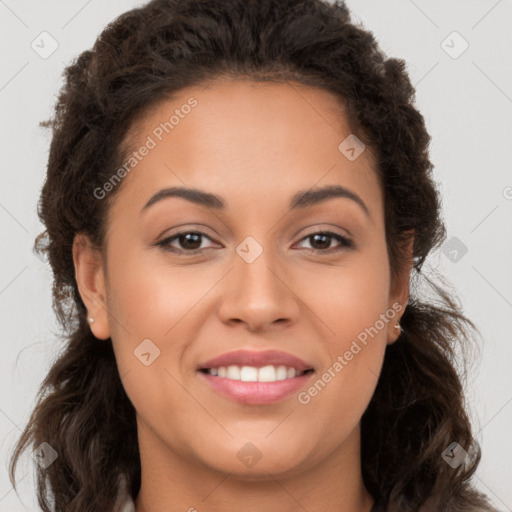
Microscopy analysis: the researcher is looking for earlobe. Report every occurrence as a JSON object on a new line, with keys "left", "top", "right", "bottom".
{"left": 72, "top": 233, "right": 111, "bottom": 340}
{"left": 387, "top": 321, "right": 402, "bottom": 345}
{"left": 387, "top": 230, "right": 414, "bottom": 345}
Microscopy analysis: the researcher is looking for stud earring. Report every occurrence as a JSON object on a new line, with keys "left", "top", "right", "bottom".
{"left": 394, "top": 322, "right": 401, "bottom": 334}
{"left": 87, "top": 317, "right": 95, "bottom": 324}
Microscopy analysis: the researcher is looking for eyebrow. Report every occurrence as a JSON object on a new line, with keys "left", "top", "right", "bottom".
{"left": 141, "top": 184, "right": 370, "bottom": 218}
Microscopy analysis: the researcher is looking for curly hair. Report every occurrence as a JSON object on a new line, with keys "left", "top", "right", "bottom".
{"left": 9, "top": 0, "right": 498, "bottom": 511}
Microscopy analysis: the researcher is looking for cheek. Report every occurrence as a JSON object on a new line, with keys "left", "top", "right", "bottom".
{"left": 104, "top": 250, "right": 205, "bottom": 433}
{"left": 107, "top": 233, "right": 390, "bottom": 366}
{"left": 296, "top": 246, "right": 391, "bottom": 422}
{"left": 303, "top": 242, "right": 391, "bottom": 345}
{"left": 106, "top": 231, "right": 391, "bottom": 362}
{"left": 106, "top": 248, "right": 209, "bottom": 337}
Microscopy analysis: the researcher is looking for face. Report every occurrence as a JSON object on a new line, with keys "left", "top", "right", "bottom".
{"left": 74, "top": 79, "right": 411, "bottom": 480}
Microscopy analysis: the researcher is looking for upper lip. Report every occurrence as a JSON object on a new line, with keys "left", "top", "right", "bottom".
{"left": 198, "top": 349, "right": 314, "bottom": 372}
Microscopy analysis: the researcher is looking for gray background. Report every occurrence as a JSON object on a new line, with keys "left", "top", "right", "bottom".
{"left": 1, "top": 0, "right": 511, "bottom": 510}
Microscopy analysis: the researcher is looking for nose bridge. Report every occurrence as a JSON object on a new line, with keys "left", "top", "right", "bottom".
{"left": 219, "top": 235, "right": 299, "bottom": 328}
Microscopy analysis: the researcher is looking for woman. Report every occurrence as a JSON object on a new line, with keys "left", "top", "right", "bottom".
{"left": 9, "top": 0, "right": 500, "bottom": 511}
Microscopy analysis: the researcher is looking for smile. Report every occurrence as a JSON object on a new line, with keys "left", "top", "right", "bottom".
{"left": 197, "top": 349, "right": 315, "bottom": 404}
{"left": 201, "top": 365, "right": 312, "bottom": 382}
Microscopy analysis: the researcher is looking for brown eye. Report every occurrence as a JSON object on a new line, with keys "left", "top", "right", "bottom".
{"left": 174, "top": 232, "right": 203, "bottom": 250}
{"left": 156, "top": 229, "right": 354, "bottom": 256}
{"left": 157, "top": 231, "right": 216, "bottom": 253}
{"left": 296, "top": 231, "right": 354, "bottom": 252}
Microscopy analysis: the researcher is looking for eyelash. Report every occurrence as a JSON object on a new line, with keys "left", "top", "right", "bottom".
{"left": 156, "top": 229, "right": 354, "bottom": 255}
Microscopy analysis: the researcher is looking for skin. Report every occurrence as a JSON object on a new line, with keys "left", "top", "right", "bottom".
{"left": 73, "top": 79, "right": 413, "bottom": 512}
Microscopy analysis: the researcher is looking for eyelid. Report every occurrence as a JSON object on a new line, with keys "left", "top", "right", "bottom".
{"left": 298, "top": 225, "right": 353, "bottom": 243}
{"left": 293, "top": 230, "right": 354, "bottom": 251}
{"left": 154, "top": 223, "right": 218, "bottom": 242}
{"left": 155, "top": 226, "right": 354, "bottom": 254}
{"left": 156, "top": 229, "right": 219, "bottom": 253}
{"left": 295, "top": 222, "right": 354, "bottom": 241}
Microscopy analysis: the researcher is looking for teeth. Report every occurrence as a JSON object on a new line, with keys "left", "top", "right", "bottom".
{"left": 258, "top": 365, "right": 276, "bottom": 382}
{"left": 240, "top": 366, "right": 258, "bottom": 382}
{"left": 286, "top": 367, "right": 296, "bottom": 379}
{"left": 226, "top": 365, "right": 240, "bottom": 380}
{"left": 276, "top": 365, "right": 287, "bottom": 380}
{"left": 205, "top": 365, "right": 306, "bottom": 382}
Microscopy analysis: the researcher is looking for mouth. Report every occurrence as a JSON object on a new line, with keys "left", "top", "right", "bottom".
{"left": 199, "top": 365, "right": 314, "bottom": 382}
{"left": 197, "top": 349, "right": 315, "bottom": 404}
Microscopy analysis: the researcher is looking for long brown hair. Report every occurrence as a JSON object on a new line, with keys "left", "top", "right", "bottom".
{"left": 9, "top": 0, "right": 498, "bottom": 510}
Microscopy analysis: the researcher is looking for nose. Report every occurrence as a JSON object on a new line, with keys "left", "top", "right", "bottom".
{"left": 217, "top": 246, "right": 300, "bottom": 332}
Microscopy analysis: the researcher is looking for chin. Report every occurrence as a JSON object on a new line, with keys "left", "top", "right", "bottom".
{"left": 198, "top": 444, "right": 313, "bottom": 480}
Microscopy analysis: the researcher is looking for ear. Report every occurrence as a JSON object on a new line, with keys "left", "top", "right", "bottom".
{"left": 387, "top": 229, "right": 414, "bottom": 345}
{"left": 72, "top": 232, "right": 110, "bottom": 340}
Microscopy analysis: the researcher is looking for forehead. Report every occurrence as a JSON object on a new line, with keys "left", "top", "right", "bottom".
{"left": 111, "top": 79, "right": 381, "bottom": 220}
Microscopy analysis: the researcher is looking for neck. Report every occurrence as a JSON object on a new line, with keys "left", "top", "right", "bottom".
{"left": 134, "top": 421, "right": 375, "bottom": 512}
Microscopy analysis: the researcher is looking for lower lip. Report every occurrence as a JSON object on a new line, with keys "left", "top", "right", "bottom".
{"left": 199, "top": 371, "right": 314, "bottom": 405}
